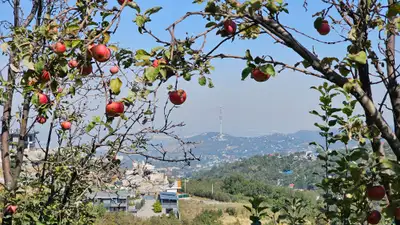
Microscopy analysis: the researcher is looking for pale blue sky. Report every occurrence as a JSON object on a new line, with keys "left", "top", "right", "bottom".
{"left": 0, "top": 0, "right": 391, "bottom": 139}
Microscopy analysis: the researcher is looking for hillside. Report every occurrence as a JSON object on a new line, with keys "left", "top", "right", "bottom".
{"left": 118, "top": 130, "right": 356, "bottom": 177}
{"left": 192, "top": 151, "right": 324, "bottom": 189}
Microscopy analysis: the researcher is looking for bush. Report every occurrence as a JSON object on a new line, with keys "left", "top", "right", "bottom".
{"left": 135, "top": 198, "right": 146, "bottom": 210}
{"left": 191, "top": 209, "right": 223, "bottom": 225}
{"left": 152, "top": 200, "right": 162, "bottom": 213}
{"left": 225, "top": 207, "right": 237, "bottom": 216}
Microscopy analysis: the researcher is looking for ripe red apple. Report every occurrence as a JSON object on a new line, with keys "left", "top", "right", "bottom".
{"left": 169, "top": 89, "right": 187, "bottom": 105}
{"left": 61, "top": 121, "right": 72, "bottom": 130}
{"left": 317, "top": 20, "right": 330, "bottom": 35}
{"left": 68, "top": 59, "right": 78, "bottom": 68}
{"left": 224, "top": 19, "right": 237, "bottom": 35}
{"left": 110, "top": 66, "right": 119, "bottom": 74}
{"left": 90, "top": 44, "right": 111, "bottom": 62}
{"left": 53, "top": 42, "right": 66, "bottom": 54}
{"left": 36, "top": 116, "right": 47, "bottom": 124}
{"left": 367, "top": 185, "right": 386, "bottom": 201}
{"left": 37, "top": 93, "right": 49, "bottom": 105}
{"left": 367, "top": 210, "right": 381, "bottom": 224}
{"left": 153, "top": 58, "right": 168, "bottom": 68}
{"left": 5, "top": 205, "right": 17, "bottom": 214}
{"left": 41, "top": 70, "right": 51, "bottom": 81}
{"left": 251, "top": 68, "right": 270, "bottom": 82}
{"left": 106, "top": 101, "right": 124, "bottom": 117}
{"left": 79, "top": 64, "right": 93, "bottom": 76}
{"left": 118, "top": 0, "right": 133, "bottom": 5}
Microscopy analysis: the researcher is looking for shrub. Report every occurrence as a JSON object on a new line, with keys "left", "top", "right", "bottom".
{"left": 191, "top": 209, "right": 223, "bottom": 225}
{"left": 152, "top": 200, "right": 162, "bottom": 213}
{"left": 226, "top": 207, "right": 237, "bottom": 216}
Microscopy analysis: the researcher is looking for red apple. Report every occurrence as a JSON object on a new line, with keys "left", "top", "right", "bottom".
{"left": 224, "top": 19, "right": 237, "bottom": 35}
{"left": 367, "top": 185, "right": 386, "bottom": 201}
{"left": 367, "top": 210, "right": 381, "bottom": 224}
{"left": 37, "top": 93, "right": 49, "bottom": 105}
{"left": 53, "top": 42, "right": 66, "bottom": 54}
{"left": 110, "top": 66, "right": 119, "bottom": 74}
{"left": 36, "top": 116, "right": 47, "bottom": 124}
{"left": 90, "top": 44, "right": 111, "bottom": 62}
{"left": 153, "top": 58, "right": 168, "bottom": 68}
{"left": 41, "top": 70, "right": 51, "bottom": 81}
{"left": 118, "top": 0, "right": 133, "bottom": 5}
{"left": 79, "top": 64, "right": 93, "bottom": 76}
{"left": 169, "top": 89, "right": 187, "bottom": 105}
{"left": 251, "top": 68, "right": 270, "bottom": 82}
{"left": 61, "top": 121, "right": 72, "bottom": 130}
{"left": 68, "top": 59, "right": 78, "bottom": 68}
{"left": 317, "top": 20, "right": 330, "bottom": 35}
{"left": 5, "top": 205, "right": 17, "bottom": 214}
{"left": 106, "top": 101, "right": 124, "bottom": 117}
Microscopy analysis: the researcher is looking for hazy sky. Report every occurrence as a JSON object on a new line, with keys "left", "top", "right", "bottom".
{"left": 0, "top": 0, "right": 392, "bottom": 138}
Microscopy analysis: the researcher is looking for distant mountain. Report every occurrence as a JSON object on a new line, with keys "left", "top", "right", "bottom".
{"left": 118, "top": 130, "right": 357, "bottom": 176}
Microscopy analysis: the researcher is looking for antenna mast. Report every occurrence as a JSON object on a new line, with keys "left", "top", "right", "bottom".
{"left": 219, "top": 106, "right": 223, "bottom": 137}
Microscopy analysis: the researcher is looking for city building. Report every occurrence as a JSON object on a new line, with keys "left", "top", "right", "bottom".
{"left": 1, "top": 129, "right": 38, "bottom": 150}
{"left": 158, "top": 192, "right": 179, "bottom": 217}
{"left": 88, "top": 190, "right": 135, "bottom": 212}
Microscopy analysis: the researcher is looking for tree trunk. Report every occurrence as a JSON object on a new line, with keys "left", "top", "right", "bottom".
{"left": 10, "top": 95, "right": 31, "bottom": 190}
{"left": 1, "top": 58, "right": 16, "bottom": 225}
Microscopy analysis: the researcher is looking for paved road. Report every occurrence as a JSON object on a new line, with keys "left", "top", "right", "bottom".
{"left": 136, "top": 199, "right": 161, "bottom": 218}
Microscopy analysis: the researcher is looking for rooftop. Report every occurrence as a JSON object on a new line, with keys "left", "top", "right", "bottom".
{"left": 159, "top": 192, "right": 178, "bottom": 201}
{"left": 87, "top": 190, "right": 134, "bottom": 199}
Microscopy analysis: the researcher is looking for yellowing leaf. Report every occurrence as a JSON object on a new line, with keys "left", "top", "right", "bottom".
{"left": 347, "top": 51, "right": 367, "bottom": 64}
{"left": 110, "top": 78, "right": 123, "bottom": 95}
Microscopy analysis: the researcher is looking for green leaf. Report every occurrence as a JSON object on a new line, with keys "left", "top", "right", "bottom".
{"left": 135, "top": 49, "right": 150, "bottom": 60}
{"left": 110, "top": 78, "right": 123, "bottom": 95}
{"left": 205, "top": 22, "right": 217, "bottom": 28}
{"left": 245, "top": 49, "right": 253, "bottom": 61}
{"left": 23, "top": 58, "right": 34, "bottom": 70}
{"left": 314, "top": 17, "right": 323, "bottom": 29}
{"left": 134, "top": 15, "right": 146, "bottom": 27}
{"left": 144, "top": 66, "right": 159, "bottom": 82}
{"left": 302, "top": 60, "right": 311, "bottom": 68}
{"left": 109, "top": 45, "right": 119, "bottom": 52}
{"left": 347, "top": 51, "right": 367, "bottom": 64}
{"left": 241, "top": 67, "right": 252, "bottom": 80}
{"left": 260, "top": 64, "right": 275, "bottom": 76}
{"left": 127, "top": 1, "right": 140, "bottom": 12}
{"left": 145, "top": 6, "right": 162, "bottom": 16}
{"left": 207, "top": 78, "right": 214, "bottom": 88}
{"left": 198, "top": 76, "right": 206, "bottom": 86}
{"left": 387, "top": 2, "right": 400, "bottom": 17}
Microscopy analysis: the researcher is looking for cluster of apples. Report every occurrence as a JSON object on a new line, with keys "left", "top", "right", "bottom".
{"left": 364, "top": 185, "right": 400, "bottom": 224}
{"left": 150, "top": 57, "right": 187, "bottom": 106}
{"left": 36, "top": 41, "right": 125, "bottom": 130}
{"left": 222, "top": 19, "right": 272, "bottom": 83}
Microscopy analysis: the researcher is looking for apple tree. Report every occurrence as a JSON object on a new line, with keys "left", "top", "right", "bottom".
{"left": 0, "top": 0, "right": 198, "bottom": 224}
{"left": 127, "top": 0, "right": 400, "bottom": 224}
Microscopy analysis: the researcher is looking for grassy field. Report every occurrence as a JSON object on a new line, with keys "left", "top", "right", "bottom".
{"left": 179, "top": 197, "right": 270, "bottom": 225}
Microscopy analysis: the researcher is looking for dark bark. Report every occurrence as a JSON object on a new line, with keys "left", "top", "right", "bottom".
{"left": 10, "top": 95, "right": 31, "bottom": 190}
{"left": 386, "top": 0, "right": 400, "bottom": 139}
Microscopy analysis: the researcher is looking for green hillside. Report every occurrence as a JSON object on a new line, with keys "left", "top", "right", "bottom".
{"left": 192, "top": 151, "right": 324, "bottom": 189}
